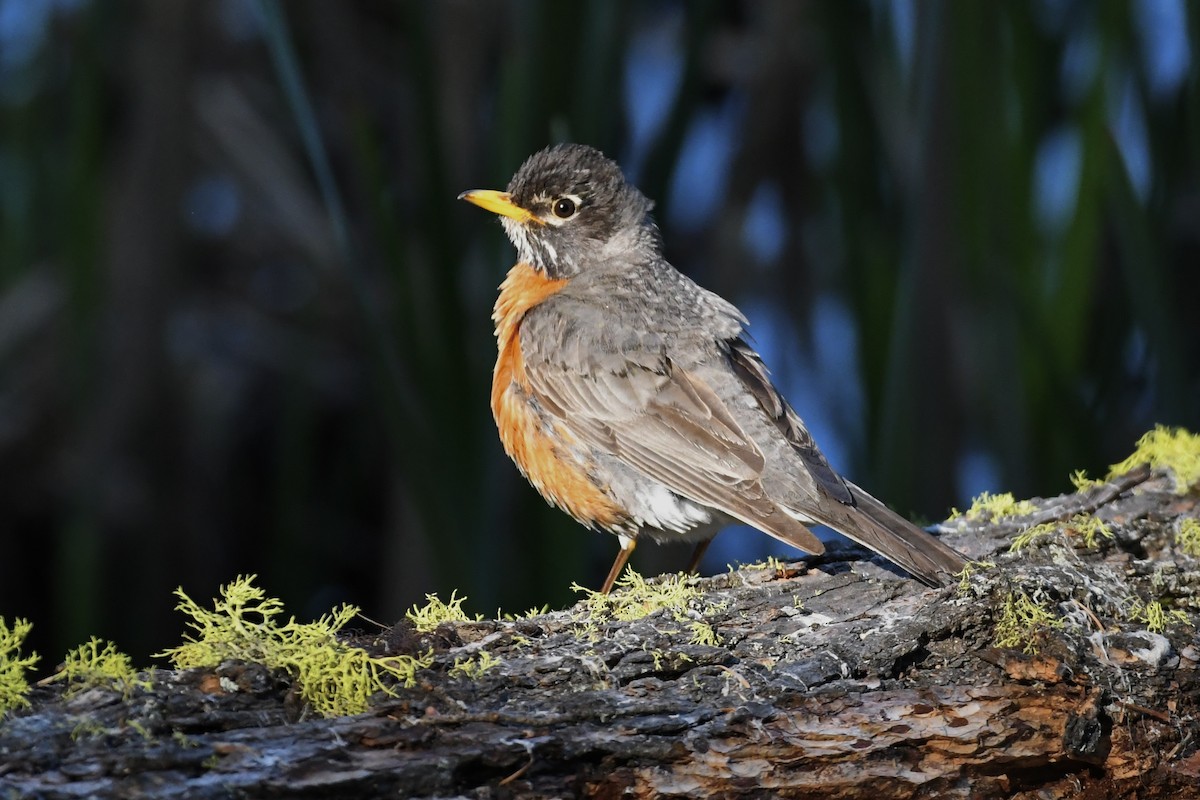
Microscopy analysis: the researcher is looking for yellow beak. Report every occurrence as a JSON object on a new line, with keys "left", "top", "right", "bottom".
{"left": 457, "top": 189, "right": 539, "bottom": 224}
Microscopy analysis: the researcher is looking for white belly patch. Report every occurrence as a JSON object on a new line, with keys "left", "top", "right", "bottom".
{"left": 629, "top": 482, "right": 717, "bottom": 541}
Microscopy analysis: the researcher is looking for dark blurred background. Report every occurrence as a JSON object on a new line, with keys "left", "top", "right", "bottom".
{"left": 1, "top": 0, "right": 1197, "bottom": 668}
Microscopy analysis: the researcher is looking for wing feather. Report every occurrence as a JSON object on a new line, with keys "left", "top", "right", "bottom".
{"left": 728, "top": 338, "right": 853, "bottom": 504}
{"left": 522, "top": 344, "right": 823, "bottom": 554}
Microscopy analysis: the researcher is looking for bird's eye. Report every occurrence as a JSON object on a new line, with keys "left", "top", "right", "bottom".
{"left": 552, "top": 197, "right": 577, "bottom": 218}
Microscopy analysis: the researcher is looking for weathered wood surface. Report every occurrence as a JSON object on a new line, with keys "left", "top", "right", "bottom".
{"left": 2, "top": 470, "right": 1198, "bottom": 799}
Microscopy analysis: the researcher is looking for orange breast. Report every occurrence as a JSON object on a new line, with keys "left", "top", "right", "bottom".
{"left": 491, "top": 263, "right": 628, "bottom": 531}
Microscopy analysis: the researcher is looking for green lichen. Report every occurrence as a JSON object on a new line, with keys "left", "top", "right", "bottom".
{"left": 993, "top": 591, "right": 1064, "bottom": 654}
{"left": 688, "top": 621, "right": 722, "bottom": 647}
{"left": 573, "top": 570, "right": 725, "bottom": 649}
{"left": 743, "top": 555, "right": 793, "bottom": 578}
{"left": 1008, "top": 514, "right": 1114, "bottom": 555}
{"left": 1068, "top": 469, "right": 1102, "bottom": 491}
{"left": 954, "top": 560, "right": 997, "bottom": 594}
{"left": 157, "top": 575, "right": 432, "bottom": 718}
{"left": 1068, "top": 514, "right": 1114, "bottom": 549}
{"left": 1008, "top": 522, "right": 1058, "bottom": 553}
{"left": 172, "top": 730, "right": 198, "bottom": 748}
{"left": 948, "top": 491, "right": 1037, "bottom": 522}
{"left": 70, "top": 717, "right": 107, "bottom": 740}
{"left": 48, "top": 637, "right": 150, "bottom": 699}
{"left": 405, "top": 591, "right": 480, "bottom": 633}
{"left": 573, "top": 570, "right": 701, "bottom": 622}
{"left": 1176, "top": 518, "right": 1200, "bottom": 558}
{"left": 448, "top": 650, "right": 501, "bottom": 679}
{"left": 126, "top": 719, "right": 152, "bottom": 739}
{"left": 0, "top": 617, "right": 39, "bottom": 714}
{"left": 499, "top": 605, "right": 551, "bottom": 621}
{"left": 1126, "top": 599, "right": 1192, "bottom": 633}
{"left": 1074, "top": 425, "right": 1200, "bottom": 493}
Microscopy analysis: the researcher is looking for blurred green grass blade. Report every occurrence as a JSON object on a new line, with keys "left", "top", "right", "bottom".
{"left": 255, "top": 0, "right": 423, "bottom": 436}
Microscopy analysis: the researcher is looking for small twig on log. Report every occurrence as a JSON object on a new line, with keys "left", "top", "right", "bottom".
{"left": 1118, "top": 700, "right": 1173, "bottom": 724}
{"left": 1020, "top": 463, "right": 1153, "bottom": 526}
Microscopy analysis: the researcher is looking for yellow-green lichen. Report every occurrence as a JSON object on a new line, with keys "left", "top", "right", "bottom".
{"left": 574, "top": 569, "right": 725, "bottom": 650}
{"left": 126, "top": 718, "right": 152, "bottom": 739}
{"left": 172, "top": 730, "right": 198, "bottom": 748}
{"left": 749, "top": 555, "right": 805, "bottom": 580}
{"left": 0, "top": 617, "right": 39, "bottom": 714}
{"left": 1076, "top": 425, "right": 1200, "bottom": 493}
{"left": 1067, "top": 514, "right": 1114, "bottom": 549}
{"left": 499, "top": 605, "right": 551, "bottom": 621}
{"left": 993, "top": 591, "right": 1064, "bottom": 654}
{"left": 1126, "top": 599, "right": 1192, "bottom": 633}
{"left": 573, "top": 570, "right": 701, "bottom": 622}
{"left": 743, "top": 555, "right": 791, "bottom": 577}
{"left": 1008, "top": 522, "right": 1058, "bottom": 553}
{"left": 49, "top": 637, "right": 150, "bottom": 699}
{"left": 405, "top": 591, "right": 480, "bottom": 633}
{"left": 448, "top": 650, "right": 501, "bottom": 679}
{"left": 1176, "top": 519, "right": 1200, "bottom": 558}
{"left": 157, "top": 575, "right": 432, "bottom": 718}
{"left": 948, "top": 491, "right": 1037, "bottom": 522}
{"left": 70, "top": 716, "right": 107, "bottom": 740}
{"left": 688, "top": 621, "right": 722, "bottom": 647}
{"left": 954, "top": 560, "right": 997, "bottom": 594}
{"left": 1068, "top": 469, "right": 1102, "bottom": 491}
{"left": 1009, "top": 515, "right": 1114, "bottom": 554}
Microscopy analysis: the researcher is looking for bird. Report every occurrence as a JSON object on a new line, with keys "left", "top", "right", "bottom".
{"left": 459, "top": 143, "right": 966, "bottom": 593}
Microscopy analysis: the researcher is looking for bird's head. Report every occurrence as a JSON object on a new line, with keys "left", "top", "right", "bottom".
{"left": 459, "top": 143, "right": 658, "bottom": 279}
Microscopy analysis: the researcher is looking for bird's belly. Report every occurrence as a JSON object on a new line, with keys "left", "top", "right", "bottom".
{"left": 622, "top": 481, "right": 724, "bottom": 543}
{"left": 591, "top": 450, "right": 727, "bottom": 542}
{"left": 493, "top": 380, "right": 722, "bottom": 543}
{"left": 493, "top": 376, "right": 631, "bottom": 532}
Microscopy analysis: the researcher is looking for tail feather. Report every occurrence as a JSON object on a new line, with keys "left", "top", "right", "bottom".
{"left": 816, "top": 480, "right": 966, "bottom": 587}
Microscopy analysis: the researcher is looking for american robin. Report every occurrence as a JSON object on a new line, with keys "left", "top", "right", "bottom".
{"left": 460, "top": 143, "right": 966, "bottom": 593}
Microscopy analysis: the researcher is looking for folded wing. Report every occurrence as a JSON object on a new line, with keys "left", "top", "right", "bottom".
{"left": 522, "top": 343, "right": 825, "bottom": 555}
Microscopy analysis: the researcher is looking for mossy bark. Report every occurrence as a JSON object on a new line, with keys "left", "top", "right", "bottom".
{"left": 2, "top": 469, "right": 1197, "bottom": 799}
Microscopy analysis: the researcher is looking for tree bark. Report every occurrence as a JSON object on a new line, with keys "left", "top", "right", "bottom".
{"left": 2, "top": 469, "right": 1197, "bottom": 799}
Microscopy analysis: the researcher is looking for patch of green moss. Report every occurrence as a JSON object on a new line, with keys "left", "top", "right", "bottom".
{"left": 993, "top": 591, "right": 1064, "bottom": 654}
{"left": 573, "top": 570, "right": 725, "bottom": 648}
{"left": 1008, "top": 514, "right": 1114, "bottom": 555}
{"left": 0, "top": 617, "right": 39, "bottom": 715}
{"left": 1068, "top": 469, "right": 1103, "bottom": 492}
{"left": 1008, "top": 522, "right": 1058, "bottom": 553}
{"left": 1074, "top": 425, "right": 1200, "bottom": 493}
{"left": 70, "top": 716, "right": 107, "bottom": 740}
{"left": 157, "top": 575, "right": 432, "bottom": 718}
{"left": 49, "top": 637, "right": 150, "bottom": 699}
{"left": 499, "top": 605, "right": 551, "bottom": 621}
{"left": 688, "top": 621, "right": 721, "bottom": 647}
{"left": 948, "top": 491, "right": 1037, "bottom": 522}
{"left": 1126, "top": 599, "right": 1192, "bottom": 633}
{"left": 172, "top": 730, "right": 198, "bottom": 748}
{"left": 1068, "top": 514, "right": 1113, "bottom": 549}
{"left": 448, "top": 650, "right": 501, "bottom": 679}
{"left": 405, "top": 591, "right": 480, "bottom": 633}
{"left": 954, "top": 560, "right": 996, "bottom": 594}
{"left": 1176, "top": 518, "right": 1200, "bottom": 558}
{"left": 126, "top": 718, "right": 152, "bottom": 739}
{"left": 573, "top": 570, "right": 701, "bottom": 622}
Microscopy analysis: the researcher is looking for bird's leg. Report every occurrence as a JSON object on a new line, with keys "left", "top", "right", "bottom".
{"left": 684, "top": 538, "right": 714, "bottom": 576}
{"left": 601, "top": 538, "right": 636, "bottom": 594}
